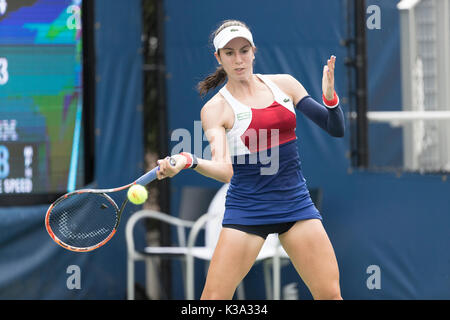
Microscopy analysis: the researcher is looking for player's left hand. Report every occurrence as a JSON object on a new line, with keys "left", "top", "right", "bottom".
{"left": 322, "top": 55, "right": 336, "bottom": 100}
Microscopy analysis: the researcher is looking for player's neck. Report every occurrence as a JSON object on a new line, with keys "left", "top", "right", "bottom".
{"left": 226, "top": 74, "right": 259, "bottom": 98}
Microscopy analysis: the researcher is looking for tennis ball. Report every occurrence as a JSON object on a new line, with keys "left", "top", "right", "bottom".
{"left": 127, "top": 184, "right": 148, "bottom": 205}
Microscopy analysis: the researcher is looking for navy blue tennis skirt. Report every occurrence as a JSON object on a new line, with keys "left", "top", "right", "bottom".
{"left": 223, "top": 139, "right": 322, "bottom": 225}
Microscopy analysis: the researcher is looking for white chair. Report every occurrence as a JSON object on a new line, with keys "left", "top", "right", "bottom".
{"left": 126, "top": 186, "right": 219, "bottom": 300}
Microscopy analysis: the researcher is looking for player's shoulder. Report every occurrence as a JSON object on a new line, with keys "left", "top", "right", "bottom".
{"left": 201, "top": 92, "right": 228, "bottom": 115}
{"left": 264, "top": 74, "right": 307, "bottom": 103}
{"left": 265, "top": 73, "right": 301, "bottom": 88}
{"left": 200, "top": 92, "right": 232, "bottom": 127}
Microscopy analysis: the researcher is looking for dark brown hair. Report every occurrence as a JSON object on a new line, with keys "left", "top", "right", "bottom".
{"left": 197, "top": 20, "right": 252, "bottom": 96}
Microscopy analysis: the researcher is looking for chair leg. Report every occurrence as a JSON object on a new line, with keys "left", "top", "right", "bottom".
{"left": 186, "top": 254, "right": 194, "bottom": 299}
{"left": 127, "top": 257, "right": 135, "bottom": 300}
{"left": 263, "top": 260, "right": 273, "bottom": 300}
{"left": 273, "top": 254, "right": 281, "bottom": 300}
{"left": 181, "top": 257, "right": 187, "bottom": 295}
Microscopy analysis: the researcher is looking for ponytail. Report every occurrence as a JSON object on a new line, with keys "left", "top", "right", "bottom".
{"left": 197, "top": 65, "right": 227, "bottom": 96}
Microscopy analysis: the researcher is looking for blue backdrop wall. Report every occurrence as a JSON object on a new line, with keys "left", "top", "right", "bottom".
{"left": 1, "top": 0, "right": 448, "bottom": 300}
{"left": 0, "top": 0, "right": 145, "bottom": 299}
{"left": 164, "top": 0, "right": 450, "bottom": 299}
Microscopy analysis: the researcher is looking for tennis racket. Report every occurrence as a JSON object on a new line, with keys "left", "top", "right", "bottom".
{"left": 45, "top": 156, "right": 177, "bottom": 252}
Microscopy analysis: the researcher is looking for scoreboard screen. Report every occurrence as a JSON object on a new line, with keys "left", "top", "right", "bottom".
{"left": 0, "top": 0, "right": 93, "bottom": 201}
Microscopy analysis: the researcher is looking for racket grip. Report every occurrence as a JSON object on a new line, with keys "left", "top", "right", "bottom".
{"left": 134, "top": 157, "right": 176, "bottom": 185}
{"left": 135, "top": 167, "right": 158, "bottom": 185}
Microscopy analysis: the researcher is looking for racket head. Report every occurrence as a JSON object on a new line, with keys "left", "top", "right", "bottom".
{"left": 45, "top": 190, "right": 121, "bottom": 252}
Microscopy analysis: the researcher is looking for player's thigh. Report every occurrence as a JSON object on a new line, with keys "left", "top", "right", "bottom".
{"left": 201, "top": 227, "right": 265, "bottom": 299}
{"left": 278, "top": 219, "right": 341, "bottom": 299}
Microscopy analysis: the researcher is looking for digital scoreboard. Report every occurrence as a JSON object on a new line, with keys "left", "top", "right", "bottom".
{"left": 0, "top": 0, "right": 92, "bottom": 201}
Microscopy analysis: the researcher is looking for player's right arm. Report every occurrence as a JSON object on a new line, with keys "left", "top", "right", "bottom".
{"left": 193, "top": 97, "right": 233, "bottom": 183}
{"left": 156, "top": 95, "right": 234, "bottom": 183}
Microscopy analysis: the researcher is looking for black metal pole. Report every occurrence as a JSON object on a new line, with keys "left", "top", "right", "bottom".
{"left": 82, "top": 0, "right": 95, "bottom": 185}
{"left": 342, "top": 0, "right": 358, "bottom": 167}
{"left": 354, "top": 0, "right": 369, "bottom": 168}
{"left": 155, "top": 0, "right": 172, "bottom": 299}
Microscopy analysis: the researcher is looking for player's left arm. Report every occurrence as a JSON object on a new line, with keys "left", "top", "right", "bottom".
{"left": 271, "top": 55, "right": 345, "bottom": 138}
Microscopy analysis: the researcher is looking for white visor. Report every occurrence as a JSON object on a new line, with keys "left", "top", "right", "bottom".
{"left": 213, "top": 26, "right": 255, "bottom": 52}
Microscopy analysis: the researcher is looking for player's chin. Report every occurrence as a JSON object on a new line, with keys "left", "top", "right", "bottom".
{"left": 229, "top": 66, "right": 250, "bottom": 78}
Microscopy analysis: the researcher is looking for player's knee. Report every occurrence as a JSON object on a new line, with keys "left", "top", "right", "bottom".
{"left": 312, "top": 283, "right": 342, "bottom": 300}
{"left": 200, "top": 288, "right": 234, "bottom": 300}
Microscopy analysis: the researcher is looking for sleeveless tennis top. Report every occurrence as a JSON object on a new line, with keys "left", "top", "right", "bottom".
{"left": 221, "top": 74, "right": 297, "bottom": 157}
{"left": 220, "top": 74, "right": 322, "bottom": 225}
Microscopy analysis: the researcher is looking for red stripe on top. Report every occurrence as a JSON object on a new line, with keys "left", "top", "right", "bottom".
{"left": 240, "top": 102, "right": 296, "bottom": 153}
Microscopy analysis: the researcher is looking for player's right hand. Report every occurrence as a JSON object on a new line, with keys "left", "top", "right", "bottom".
{"left": 156, "top": 155, "right": 187, "bottom": 180}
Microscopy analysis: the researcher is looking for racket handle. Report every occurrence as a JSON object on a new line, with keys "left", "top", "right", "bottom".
{"left": 135, "top": 167, "right": 158, "bottom": 185}
{"left": 134, "top": 157, "right": 176, "bottom": 186}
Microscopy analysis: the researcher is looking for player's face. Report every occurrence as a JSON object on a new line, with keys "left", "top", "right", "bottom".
{"left": 215, "top": 37, "right": 255, "bottom": 79}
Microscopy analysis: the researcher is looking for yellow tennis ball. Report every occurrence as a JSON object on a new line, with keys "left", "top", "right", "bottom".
{"left": 127, "top": 184, "right": 148, "bottom": 205}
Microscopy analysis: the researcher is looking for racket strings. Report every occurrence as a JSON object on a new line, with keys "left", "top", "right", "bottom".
{"left": 57, "top": 210, "right": 110, "bottom": 240}
{"left": 48, "top": 192, "right": 119, "bottom": 249}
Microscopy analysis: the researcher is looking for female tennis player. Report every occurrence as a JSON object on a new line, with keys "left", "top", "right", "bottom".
{"left": 156, "top": 20, "right": 344, "bottom": 300}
